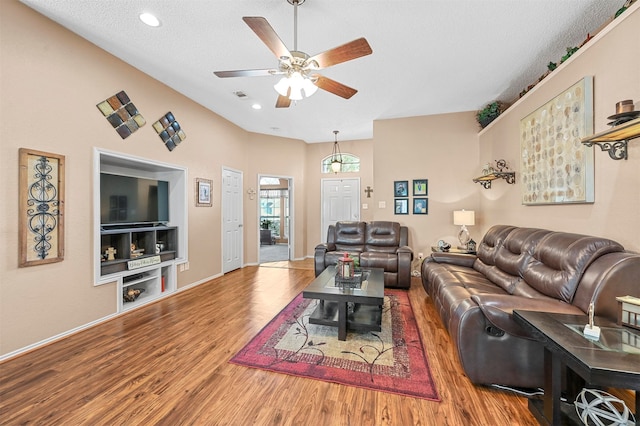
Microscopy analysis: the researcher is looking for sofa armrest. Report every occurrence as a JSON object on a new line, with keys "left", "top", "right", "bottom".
{"left": 314, "top": 243, "right": 335, "bottom": 277}
{"left": 396, "top": 246, "right": 413, "bottom": 288}
{"left": 315, "top": 242, "right": 336, "bottom": 252}
{"left": 429, "top": 252, "right": 476, "bottom": 268}
{"left": 471, "top": 293, "right": 584, "bottom": 339}
{"left": 396, "top": 245, "right": 413, "bottom": 256}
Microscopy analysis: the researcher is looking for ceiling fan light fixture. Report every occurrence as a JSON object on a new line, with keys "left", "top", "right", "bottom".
{"left": 302, "top": 77, "right": 318, "bottom": 97}
{"left": 274, "top": 77, "right": 290, "bottom": 97}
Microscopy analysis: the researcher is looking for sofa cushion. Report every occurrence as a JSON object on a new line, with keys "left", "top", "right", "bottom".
{"left": 474, "top": 225, "right": 516, "bottom": 267}
{"left": 363, "top": 221, "right": 401, "bottom": 254}
{"left": 333, "top": 221, "right": 366, "bottom": 252}
{"left": 484, "top": 228, "right": 553, "bottom": 293}
{"left": 522, "top": 232, "right": 624, "bottom": 303}
{"left": 360, "top": 252, "right": 397, "bottom": 272}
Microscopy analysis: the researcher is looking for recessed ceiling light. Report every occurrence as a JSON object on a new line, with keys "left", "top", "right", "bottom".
{"left": 251, "top": 103, "right": 262, "bottom": 110}
{"left": 139, "top": 12, "right": 161, "bottom": 27}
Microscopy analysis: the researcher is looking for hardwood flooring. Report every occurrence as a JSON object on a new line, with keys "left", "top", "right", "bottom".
{"left": 1, "top": 259, "right": 540, "bottom": 425}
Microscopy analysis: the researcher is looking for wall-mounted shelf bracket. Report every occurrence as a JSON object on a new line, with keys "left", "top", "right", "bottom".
{"left": 581, "top": 117, "right": 640, "bottom": 161}
{"left": 582, "top": 140, "right": 628, "bottom": 160}
{"left": 472, "top": 159, "right": 516, "bottom": 189}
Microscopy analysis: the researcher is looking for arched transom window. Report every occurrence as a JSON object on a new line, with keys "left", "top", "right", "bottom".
{"left": 321, "top": 153, "right": 360, "bottom": 173}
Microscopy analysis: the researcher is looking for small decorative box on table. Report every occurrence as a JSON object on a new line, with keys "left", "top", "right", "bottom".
{"left": 617, "top": 295, "right": 640, "bottom": 331}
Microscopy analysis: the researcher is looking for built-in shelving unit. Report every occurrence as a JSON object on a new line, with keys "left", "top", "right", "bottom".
{"left": 581, "top": 117, "right": 640, "bottom": 160}
{"left": 94, "top": 149, "right": 188, "bottom": 313}
{"left": 100, "top": 226, "right": 178, "bottom": 275}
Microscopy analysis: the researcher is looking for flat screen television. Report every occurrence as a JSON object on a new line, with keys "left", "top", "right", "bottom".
{"left": 100, "top": 173, "right": 169, "bottom": 226}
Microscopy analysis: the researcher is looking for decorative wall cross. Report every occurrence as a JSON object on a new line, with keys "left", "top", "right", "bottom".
{"left": 364, "top": 186, "right": 373, "bottom": 198}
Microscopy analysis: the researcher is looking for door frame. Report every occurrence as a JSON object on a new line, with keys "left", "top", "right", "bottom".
{"left": 258, "top": 174, "right": 294, "bottom": 262}
{"left": 320, "top": 177, "right": 361, "bottom": 241}
{"left": 221, "top": 166, "right": 243, "bottom": 273}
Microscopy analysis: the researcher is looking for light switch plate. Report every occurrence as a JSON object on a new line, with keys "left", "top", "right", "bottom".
{"left": 379, "top": 201, "right": 386, "bottom": 208}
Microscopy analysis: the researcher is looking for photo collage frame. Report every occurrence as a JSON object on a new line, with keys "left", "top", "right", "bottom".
{"left": 394, "top": 179, "right": 428, "bottom": 215}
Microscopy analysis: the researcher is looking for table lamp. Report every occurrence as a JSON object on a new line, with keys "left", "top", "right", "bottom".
{"left": 453, "top": 210, "right": 475, "bottom": 249}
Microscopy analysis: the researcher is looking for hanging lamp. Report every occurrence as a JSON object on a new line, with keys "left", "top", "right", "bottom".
{"left": 330, "top": 130, "right": 342, "bottom": 173}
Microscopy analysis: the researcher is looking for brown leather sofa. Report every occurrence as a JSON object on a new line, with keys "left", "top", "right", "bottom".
{"left": 315, "top": 221, "right": 413, "bottom": 288}
{"left": 421, "top": 225, "right": 640, "bottom": 388}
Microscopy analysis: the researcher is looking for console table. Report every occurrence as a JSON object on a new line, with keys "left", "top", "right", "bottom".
{"left": 513, "top": 310, "right": 640, "bottom": 425}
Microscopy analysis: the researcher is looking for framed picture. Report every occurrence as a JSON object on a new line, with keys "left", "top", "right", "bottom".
{"left": 19, "top": 148, "right": 65, "bottom": 267}
{"left": 394, "top": 198, "right": 409, "bottom": 214}
{"left": 413, "top": 179, "right": 428, "bottom": 196}
{"left": 413, "top": 198, "right": 428, "bottom": 214}
{"left": 394, "top": 180, "right": 409, "bottom": 197}
{"left": 520, "top": 76, "right": 594, "bottom": 205}
{"left": 195, "top": 178, "right": 212, "bottom": 207}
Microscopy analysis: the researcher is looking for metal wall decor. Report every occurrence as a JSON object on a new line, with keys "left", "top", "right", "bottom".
{"left": 520, "top": 77, "right": 594, "bottom": 205}
{"left": 153, "top": 112, "right": 186, "bottom": 151}
{"left": 19, "top": 148, "right": 65, "bottom": 267}
{"left": 96, "top": 90, "right": 146, "bottom": 139}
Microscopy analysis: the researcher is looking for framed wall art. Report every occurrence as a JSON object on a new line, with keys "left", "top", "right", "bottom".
{"left": 413, "top": 179, "right": 428, "bottom": 196}
{"left": 195, "top": 178, "right": 212, "bottom": 207}
{"left": 394, "top": 180, "right": 409, "bottom": 197}
{"left": 19, "top": 148, "right": 65, "bottom": 267}
{"left": 394, "top": 199, "right": 408, "bottom": 215}
{"left": 520, "top": 76, "right": 594, "bottom": 205}
{"left": 413, "top": 198, "right": 428, "bottom": 215}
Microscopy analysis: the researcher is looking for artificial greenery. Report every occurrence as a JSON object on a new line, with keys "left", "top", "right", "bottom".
{"left": 560, "top": 46, "right": 579, "bottom": 63}
{"left": 347, "top": 253, "right": 360, "bottom": 269}
{"left": 476, "top": 101, "right": 503, "bottom": 128}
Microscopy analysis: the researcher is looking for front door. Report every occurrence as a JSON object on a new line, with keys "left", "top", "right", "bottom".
{"left": 222, "top": 167, "right": 243, "bottom": 273}
{"left": 321, "top": 178, "right": 360, "bottom": 242}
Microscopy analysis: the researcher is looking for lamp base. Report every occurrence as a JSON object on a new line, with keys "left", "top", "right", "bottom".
{"left": 457, "top": 225, "right": 470, "bottom": 248}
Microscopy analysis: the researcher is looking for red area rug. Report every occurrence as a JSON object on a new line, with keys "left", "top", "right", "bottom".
{"left": 230, "top": 289, "right": 439, "bottom": 401}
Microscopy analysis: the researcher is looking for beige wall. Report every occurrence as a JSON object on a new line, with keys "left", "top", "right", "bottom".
{"left": 373, "top": 113, "right": 481, "bottom": 255}
{"left": 0, "top": 1, "right": 306, "bottom": 356}
{"left": 1, "top": 0, "right": 638, "bottom": 358}
{"left": 478, "top": 6, "right": 640, "bottom": 252}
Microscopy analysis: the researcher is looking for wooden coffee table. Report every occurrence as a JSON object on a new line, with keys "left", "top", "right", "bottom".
{"left": 302, "top": 266, "right": 384, "bottom": 341}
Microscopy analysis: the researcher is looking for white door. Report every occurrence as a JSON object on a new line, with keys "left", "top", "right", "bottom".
{"left": 321, "top": 178, "right": 360, "bottom": 242}
{"left": 222, "top": 168, "right": 243, "bottom": 273}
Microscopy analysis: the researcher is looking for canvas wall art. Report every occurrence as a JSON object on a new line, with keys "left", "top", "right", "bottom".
{"left": 520, "top": 77, "right": 594, "bottom": 205}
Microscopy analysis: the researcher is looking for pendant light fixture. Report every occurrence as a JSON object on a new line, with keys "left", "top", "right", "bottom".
{"left": 330, "top": 130, "right": 342, "bottom": 173}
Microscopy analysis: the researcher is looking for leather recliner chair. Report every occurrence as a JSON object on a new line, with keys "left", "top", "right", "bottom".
{"left": 314, "top": 221, "right": 413, "bottom": 289}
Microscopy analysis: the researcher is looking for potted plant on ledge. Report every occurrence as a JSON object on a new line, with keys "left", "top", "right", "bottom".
{"left": 476, "top": 101, "right": 505, "bottom": 129}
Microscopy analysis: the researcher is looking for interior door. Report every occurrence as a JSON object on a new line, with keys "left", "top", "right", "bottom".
{"left": 321, "top": 178, "right": 360, "bottom": 242}
{"left": 222, "top": 167, "right": 243, "bottom": 273}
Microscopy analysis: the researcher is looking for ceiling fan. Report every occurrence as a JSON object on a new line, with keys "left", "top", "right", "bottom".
{"left": 213, "top": 0, "right": 372, "bottom": 108}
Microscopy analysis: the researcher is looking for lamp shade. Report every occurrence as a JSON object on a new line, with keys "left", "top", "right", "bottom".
{"left": 453, "top": 210, "right": 475, "bottom": 226}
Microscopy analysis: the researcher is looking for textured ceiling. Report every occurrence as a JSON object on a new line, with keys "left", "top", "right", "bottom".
{"left": 20, "top": 0, "right": 623, "bottom": 143}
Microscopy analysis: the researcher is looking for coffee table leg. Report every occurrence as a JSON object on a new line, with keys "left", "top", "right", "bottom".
{"left": 338, "top": 301, "right": 347, "bottom": 341}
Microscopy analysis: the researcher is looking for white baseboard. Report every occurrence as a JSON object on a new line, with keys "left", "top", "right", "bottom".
{"left": 0, "top": 273, "right": 222, "bottom": 362}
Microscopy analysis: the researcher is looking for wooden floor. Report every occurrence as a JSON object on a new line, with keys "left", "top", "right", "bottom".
{"left": 0, "top": 259, "right": 539, "bottom": 425}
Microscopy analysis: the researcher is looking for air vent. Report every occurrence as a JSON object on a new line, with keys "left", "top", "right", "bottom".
{"left": 233, "top": 91, "right": 248, "bottom": 99}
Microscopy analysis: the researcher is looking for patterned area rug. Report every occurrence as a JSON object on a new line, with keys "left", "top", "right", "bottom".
{"left": 230, "top": 289, "right": 440, "bottom": 401}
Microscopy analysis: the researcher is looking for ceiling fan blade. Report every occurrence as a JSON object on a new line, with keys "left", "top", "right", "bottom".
{"left": 214, "top": 69, "right": 277, "bottom": 78}
{"left": 275, "top": 95, "right": 291, "bottom": 108}
{"left": 307, "top": 38, "right": 372, "bottom": 69}
{"left": 314, "top": 75, "right": 358, "bottom": 99}
{"left": 243, "top": 17, "right": 292, "bottom": 60}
